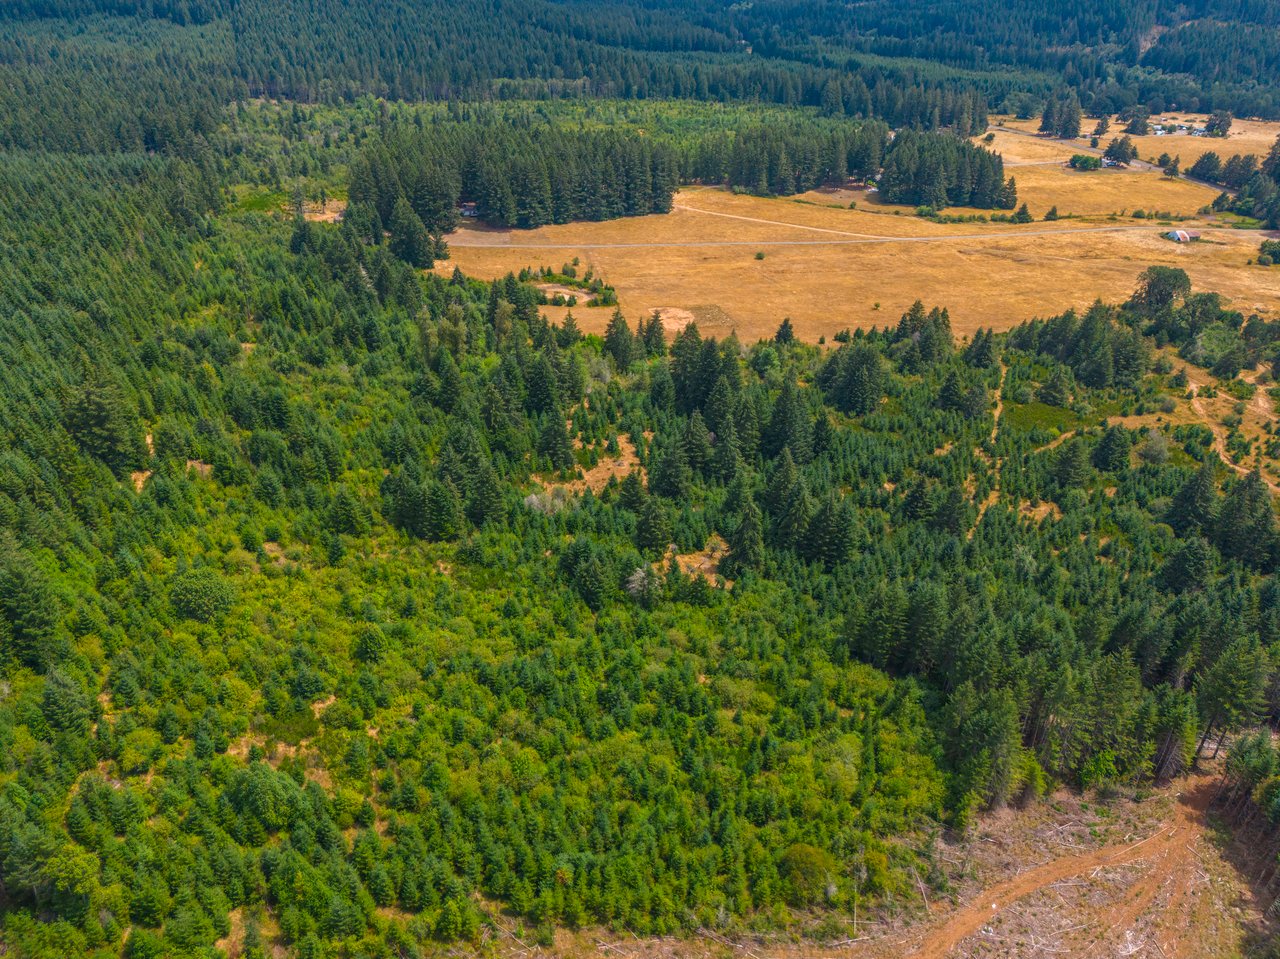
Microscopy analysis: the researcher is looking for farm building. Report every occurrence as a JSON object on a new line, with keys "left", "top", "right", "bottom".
{"left": 1166, "top": 230, "right": 1201, "bottom": 243}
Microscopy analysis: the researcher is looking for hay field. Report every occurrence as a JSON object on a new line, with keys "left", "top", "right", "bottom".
{"left": 1007, "top": 164, "right": 1217, "bottom": 217}
{"left": 439, "top": 186, "right": 1278, "bottom": 342}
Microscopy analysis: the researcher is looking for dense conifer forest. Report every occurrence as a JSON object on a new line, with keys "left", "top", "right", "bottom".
{"left": 2, "top": 0, "right": 1280, "bottom": 955}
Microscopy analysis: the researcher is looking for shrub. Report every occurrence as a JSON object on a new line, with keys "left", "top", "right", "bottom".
{"left": 169, "top": 568, "right": 235, "bottom": 622}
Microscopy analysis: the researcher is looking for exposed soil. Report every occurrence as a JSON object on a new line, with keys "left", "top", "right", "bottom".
{"left": 662, "top": 534, "right": 732, "bottom": 587}
{"left": 538, "top": 282, "right": 594, "bottom": 303}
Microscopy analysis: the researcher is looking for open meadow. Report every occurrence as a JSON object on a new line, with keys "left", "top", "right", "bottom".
{"left": 440, "top": 183, "right": 1279, "bottom": 343}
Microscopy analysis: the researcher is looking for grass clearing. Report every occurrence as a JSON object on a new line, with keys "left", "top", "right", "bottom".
{"left": 440, "top": 186, "right": 1280, "bottom": 343}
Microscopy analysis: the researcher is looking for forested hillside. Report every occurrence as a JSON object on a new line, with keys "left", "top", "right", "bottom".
{"left": 2, "top": 124, "right": 1280, "bottom": 954}
{"left": 6, "top": 0, "right": 1280, "bottom": 158}
{"left": 2, "top": 0, "right": 1280, "bottom": 955}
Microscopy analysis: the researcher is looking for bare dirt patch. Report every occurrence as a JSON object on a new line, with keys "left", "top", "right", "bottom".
{"left": 537, "top": 282, "right": 594, "bottom": 304}
{"left": 1019, "top": 500, "right": 1063, "bottom": 523}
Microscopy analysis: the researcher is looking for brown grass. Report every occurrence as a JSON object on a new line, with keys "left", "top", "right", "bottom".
{"left": 662, "top": 534, "right": 732, "bottom": 587}
{"left": 303, "top": 199, "right": 346, "bottom": 223}
{"left": 541, "top": 432, "right": 643, "bottom": 495}
{"left": 440, "top": 186, "right": 1279, "bottom": 343}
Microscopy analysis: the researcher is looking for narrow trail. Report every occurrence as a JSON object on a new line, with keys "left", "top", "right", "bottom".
{"left": 969, "top": 362, "right": 1006, "bottom": 537}
{"left": 1241, "top": 367, "right": 1276, "bottom": 422}
{"left": 670, "top": 202, "right": 885, "bottom": 239}
{"left": 988, "top": 362, "right": 1006, "bottom": 449}
{"left": 1184, "top": 369, "right": 1280, "bottom": 491}
{"left": 899, "top": 775, "right": 1218, "bottom": 959}
{"left": 1039, "top": 428, "right": 1077, "bottom": 453}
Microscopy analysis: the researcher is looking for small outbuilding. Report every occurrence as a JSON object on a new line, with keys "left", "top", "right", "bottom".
{"left": 1166, "top": 230, "right": 1201, "bottom": 243}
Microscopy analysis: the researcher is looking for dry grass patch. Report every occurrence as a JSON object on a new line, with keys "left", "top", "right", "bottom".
{"left": 303, "top": 198, "right": 346, "bottom": 223}
{"left": 539, "top": 432, "right": 644, "bottom": 497}
{"left": 660, "top": 534, "right": 732, "bottom": 587}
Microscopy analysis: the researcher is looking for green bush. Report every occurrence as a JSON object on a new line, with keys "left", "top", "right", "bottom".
{"left": 169, "top": 568, "right": 235, "bottom": 622}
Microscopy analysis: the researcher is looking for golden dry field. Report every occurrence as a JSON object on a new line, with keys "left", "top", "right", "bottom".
{"left": 995, "top": 112, "right": 1280, "bottom": 167}
{"left": 439, "top": 183, "right": 1279, "bottom": 343}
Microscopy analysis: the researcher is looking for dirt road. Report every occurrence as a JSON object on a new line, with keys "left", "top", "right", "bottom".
{"left": 449, "top": 221, "right": 1180, "bottom": 250}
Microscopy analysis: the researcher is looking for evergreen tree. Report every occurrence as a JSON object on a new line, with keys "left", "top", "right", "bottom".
{"left": 803, "top": 495, "right": 854, "bottom": 569}
{"left": 538, "top": 414, "right": 575, "bottom": 471}
{"left": 711, "top": 420, "right": 743, "bottom": 484}
{"left": 65, "top": 377, "right": 145, "bottom": 477}
{"left": 0, "top": 551, "right": 60, "bottom": 669}
{"left": 648, "top": 441, "right": 692, "bottom": 500}
{"left": 1038, "top": 366, "right": 1073, "bottom": 406}
{"left": 763, "top": 374, "right": 813, "bottom": 463}
{"left": 636, "top": 497, "right": 672, "bottom": 556}
{"left": 467, "top": 460, "right": 505, "bottom": 526}
{"left": 682, "top": 411, "right": 713, "bottom": 476}
{"left": 1214, "top": 471, "right": 1277, "bottom": 570}
{"left": 724, "top": 497, "right": 764, "bottom": 576}
{"left": 1196, "top": 636, "right": 1270, "bottom": 760}
{"left": 822, "top": 342, "right": 883, "bottom": 415}
{"left": 424, "top": 479, "right": 464, "bottom": 540}
{"left": 1053, "top": 438, "right": 1091, "bottom": 494}
{"left": 604, "top": 310, "right": 636, "bottom": 370}
{"left": 389, "top": 195, "right": 433, "bottom": 267}
{"left": 1159, "top": 536, "right": 1214, "bottom": 592}
{"left": 1093, "top": 425, "right": 1132, "bottom": 472}
{"left": 1168, "top": 461, "right": 1218, "bottom": 535}
{"left": 774, "top": 476, "right": 813, "bottom": 549}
